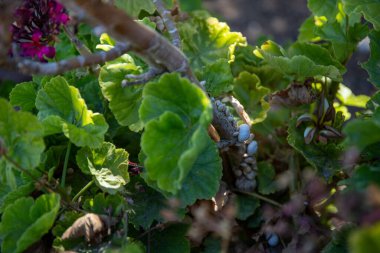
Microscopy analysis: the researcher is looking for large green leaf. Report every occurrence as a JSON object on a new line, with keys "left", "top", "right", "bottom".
{"left": 98, "top": 48, "right": 144, "bottom": 131}
{"left": 83, "top": 193, "right": 126, "bottom": 216}
{"left": 235, "top": 195, "right": 260, "bottom": 220}
{"left": 363, "top": 31, "right": 380, "bottom": 88}
{"left": 35, "top": 76, "right": 108, "bottom": 148}
{"left": 9, "top": 82, "right": 37, "bottom": 112}
{"left": 198, "top": 59, "right": 234, "bottom": 97}
{"left": 336, "top": 84, "right": 370, "bottom": 108}
{"left": 315, "top": 20, "right": 369, "bottom": 62}
{"left": 179, "top": 11, "right": 246, "bottom": 71}
{"left": 350, "top": 222, "right": 380, "bottom": 253}
{"left": 255, "top": 41, "right": 342, "bottom": 82}
{"left": 0, "top": 183, "right": 34, "bottom": 213}
{"left": 114, "top": 0, "right": 155, "bottom": 17}
{"left": 173, "top": 131, "right": 222, "bottom": 206}
{"left": 308, "top": 0, "right": 339, "bottom": 21}
{"left": 147, "top": 224, "right": 190, "bottom": 253}
{"left": 139, "top": 73, "right": 216, "bottom": 194}
{"left": 76, "top": 142, "right": 129, "bottom": 194}
{"left": 0, "top": 193, "right": 60, "bottom": 253}
{"left": 343, "top": 115, "right": 380, "bottom": 151}
{"left": 142, "top": 129, "right": 222, "bottom": 207}
{"left": 342, "top": 0, "right": 380, "bottom": 30}
{"left": 288, "top": 118, "right": 343, "bottom": 179}
{"left": 257, "top": 161, "right": 277, "bottom": 195}
{"left": 0, "top": 98, "right": 45, "bottom": 170}
{"left": 233, "top": 72, "right": 270, "bottom": 124}
{"left": 288, "top": 42, "right": 345, "bottom": 73}
{"left": 126, "top": 177, "right": 166, "bottom": 229}
{"left": 339, "top": 164, "right": 380, "bottom": 190}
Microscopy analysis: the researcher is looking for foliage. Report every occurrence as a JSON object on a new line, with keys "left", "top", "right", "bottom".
{"left": 1, "top": 0, "right": 380, "bottom": 252}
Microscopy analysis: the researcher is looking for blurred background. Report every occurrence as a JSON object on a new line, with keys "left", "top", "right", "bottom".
{"left": 203, "top": 0, "right": 375, "bottom": 96}
{"left": 204, "top": 0, "right": 309, "bottom": 43}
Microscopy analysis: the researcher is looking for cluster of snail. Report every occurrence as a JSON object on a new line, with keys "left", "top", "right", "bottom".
{"left": 213, "top": 99, "right": 258, "bottom": 192}
{"left": 234, "top": 123, "right": 258, "bottom": 191}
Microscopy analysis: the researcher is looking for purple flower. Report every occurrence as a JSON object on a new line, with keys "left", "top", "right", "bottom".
{"left": 11, "top": 0, "right": 69, "bottom": 61}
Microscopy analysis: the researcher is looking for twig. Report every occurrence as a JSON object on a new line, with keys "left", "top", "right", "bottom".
{"left": 224, "top": 96, "right": 252, "bottom": 126}
{"left": 152, "top": 0, "right": 182, "bottom": 48}
{"left": 61, "top": 142, "right": 72, "bottom": 188}
{"left": 121, "top": 67, "right": 165, "bottom": 87}
{"left": 63, "top": 25, "right": 92, "bottom": 56}
{"left": 16, "top": 42, "right": 131, "bottom": 75}
{"left": 233, "top": 189, "right": 283, "bottom": 208}
{"left": 63, "top": 0, "right": 196, "bottom": 82}
{"left": 72, "top": 179, "right": 94, "bottom": 202}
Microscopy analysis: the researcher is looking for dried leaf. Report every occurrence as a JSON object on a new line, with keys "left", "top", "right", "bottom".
{"left": 62, "top": 213, "right": 115, "bottom": 243}
{"left": 270, "top": 83, "right": 316, "bottom": 107}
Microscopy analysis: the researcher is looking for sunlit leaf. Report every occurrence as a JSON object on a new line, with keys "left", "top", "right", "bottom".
{"left": 36, "top": 76, "right": 108, "bottom": 148}
{"left": 76, "top": 142, "right": 129, "bottom": 194}
{"left": 179, "top": 11, "right": 246, "bottom": 72}
{"left": 233, "top": 72, "right": 270, "bottom": 124}
{"left": 139, "top": 73, "right": 219, "bottom": 194}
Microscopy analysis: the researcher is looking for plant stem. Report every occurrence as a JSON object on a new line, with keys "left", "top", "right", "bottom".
{"left": 234, "top": 189, "right": 282, "bottom": 208}
{"left": 72, "top": 179, "right": 94, "bottom": 202}
{"left": 61, "top": 142, "right": 72, "bottom": 188}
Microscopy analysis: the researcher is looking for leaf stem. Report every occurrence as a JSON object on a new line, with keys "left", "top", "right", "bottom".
{"left": 234, "top": 189, "right": 282, "bottom": 208}
{"left": 61, "top": 142, "right": 72, "bottom": 188}
{"left": 72, "top": 179, "right": 94, "bottom": 202}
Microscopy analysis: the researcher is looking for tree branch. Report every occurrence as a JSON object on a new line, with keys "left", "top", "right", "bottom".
{"left": 16, "top": 42, "right": 131, "bottom": 75}
{"left": 152, "top": 0, "right": 182, "bottom": 48}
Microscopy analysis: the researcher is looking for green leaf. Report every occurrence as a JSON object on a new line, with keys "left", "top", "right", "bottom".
{"left": 142, "top": 129, "right": 222, "bottom": 207}
{"left": 9, "top": 82, "right": 37, "bottom": 112}
{"left": 198, "top": 59, "right": 234, "bottom": 97}
{"left": 126, "top": 177, "right": 166, "bottom": 229}
{"left": 83, "top": 193, "right": 126, "bottom": 216}
{"left": 0, "top": 183, "right": 34, "bottom": 213}
{"left": 343, "top": 113, "right": 380, "bottom": 151}
{"left": 340, "top": 165, "right": 380, "bottom": 190}
{"left": 308, "top": 0, "right": 339, "bottom": 21}
{"left": 36, "top": 76, "right": 108, "bottom": 148}
{"left": 147, "top": 224, "right": 190, "bottom": 253}
{"left": 114, "top": 0, "right": 155, "bottom": 17}
{"left": 77, "top": 142, "right": 129, "bottom": 194}
{"left": 342, "top": 0, "right": 380, "bottom": 30}
{"left": 315, "top": 21, "right": 369, "bottom": 62}
{"left": 0, "top": 193, "right": 60, "bottom": 253}
{"left": 235, "top": 195, "right": 260, "bottom": 220}
{"left": 0, "top": 98, "right": 45, "bottom": 170}
{"left": 350, "top": 222, "right": 380, "bottom": 253}
{"left": 337, "top": 84, "right": 370, "bottom": 108}
{"left": 140, "top": 73, "right": 214, "bottom": 194}
{"left": 202, "top": 237, "right": 222, "bottom": 253}
{"left": 233, "top": 72, "right": 270, "bottom": 124}
{"left": 255, "top": 41, "right": 342, "bottom": 82}
{"left": 363, "top": 31, "right": 380, "bottom": 88}
{"left": 179, "top": 11, "right": 246, "bottom": 72}
{"left": 98, "top": 51, "right": 144, "bottom": 131}
{"left": 288, "top": 117, "right": 343, "bottom": 179}
{"left": 173, "top": 132, "right": 222, "bottom": 206}
{"left": 288, "top": 42, "right": 345, "bottom": 73}
{"left": 257, "top": 161, "right": 277, "bottom": 195}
